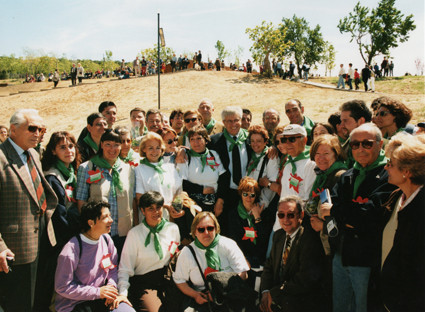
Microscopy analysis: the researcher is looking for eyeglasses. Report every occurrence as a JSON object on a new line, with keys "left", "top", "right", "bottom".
{"left": 121, "top": 139, "right": 132, "bottom": 144}
{"left": 184, "top": 118, "right": 198, "bottom": 123}
{"left": 197, "top": 226, "right": 215, "bottom": 233}
{"left": 376, "top": 111, "right": 391, "bottom": 117}
{"left": 27, "top": 125, "right": 46, "bottom": 133}
{"left": 242, "top": 192, "right": 256, "bottom": 198}
{"left": 277, "top": 212, "right": 297, "bottom": 219}
{"left": 277, "top": 136, "right": 302, "bottom": 144}
{"left": 166, "top": 138, "right": 178, "bottom": 144}
{"left": 349, "top": 139, "right": 375, "bottom": 150}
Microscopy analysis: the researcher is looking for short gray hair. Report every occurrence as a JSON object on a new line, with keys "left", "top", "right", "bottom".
{"left": 199, "top": 98, "right": 213, "bottom": 108}
{"left": 350, "top": 122, "right": 382, "bottom": 142}
{"left": 263, "top": 108, "right": 280, "bottom": 119}
{"left": 278, "top": 195, "right": 304, "bottom": 214}
{"left": 221, "top": 106, "right": 242, "bottom": 121}
{"left": 10, "top": 109, "right": 40, "bottom": 127}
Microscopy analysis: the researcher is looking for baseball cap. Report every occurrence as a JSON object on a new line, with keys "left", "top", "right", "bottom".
{"left": 282, "top": 124, "right": 307, "bottom": 137}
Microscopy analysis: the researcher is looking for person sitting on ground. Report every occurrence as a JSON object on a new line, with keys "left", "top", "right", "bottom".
{"left": 118, "top": 191, "right": 180, "bottom": 312}
{"left": 55, "top": 201, "right": 135, "bottom": 312}
{"left": 173, "top": 211, "right": 249, "bottom": 312}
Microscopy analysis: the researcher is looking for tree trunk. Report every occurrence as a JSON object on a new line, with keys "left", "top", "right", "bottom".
{"left": 263, "top": 53, "right": 272, "bottom": 78}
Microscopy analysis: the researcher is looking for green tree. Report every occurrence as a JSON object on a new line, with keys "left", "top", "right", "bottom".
{"left": 139, "top": 45, "right": 175, "bottom": 64}
{"left": 246, "top": 21, "right": 292, "bottom": 78}
{"left": 280, "top": 15, "right": 326, "bottom": 78}
{"left": 233, "top": 45, "right": 244, "bottom": 67}
{"left": 215, "top": 40, "right": 230, "bottom": 61}
{"left": 322, "top": 41, "right": 336, "bottom": 76}
{"left": 338, "top": 0, "right": 416, "bottom": 65}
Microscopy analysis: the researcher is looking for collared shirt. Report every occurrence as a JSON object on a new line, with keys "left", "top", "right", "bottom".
{"left": 226, "top": 131, "right": 249, "bottom": 189}
{"left": 76, "top": 162, "right": 120, "bottom": 236}
{"left": 8, "top": 138, "right": 30, "bottom": 175}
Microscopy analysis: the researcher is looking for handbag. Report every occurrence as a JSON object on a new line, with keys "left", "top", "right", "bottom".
{"left": 186, "top": 245, "right": 257, "bottom": 312}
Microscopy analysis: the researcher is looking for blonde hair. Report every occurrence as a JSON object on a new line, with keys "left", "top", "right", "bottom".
{"left": 138, "top": 132, "right": 165, "bottom": 157}
{"left": 190, "top": 211, "right": 220, "bottom": 239}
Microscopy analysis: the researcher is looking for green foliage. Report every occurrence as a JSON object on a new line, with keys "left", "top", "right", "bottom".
{"left": 233, "top": 46, "right": 244, "bottom": 67}
{"left": 215, "top": 40, "right": 230, "bottom": 61}
{"left": 246, "top": 21, "right": 292, "bottom": 78}
{"left": 280, "top": 15, "right": 326, "bottom": 78}
{"left": 338, "top": 0, "right": 416, "bottom": 65}
{"left": 139, "top": 44, "right": 175, "bottom": 64}
{"left": 322, "top": 41, "right": 336, "bottom": 76}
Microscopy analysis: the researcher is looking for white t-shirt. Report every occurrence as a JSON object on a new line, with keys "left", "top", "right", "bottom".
{"left": 135, "top": 161, "right": 182, "bottom": 205}
{"left": 118, "top": 221, "right": 180, "bottom": 296}
{"left": 173, "top": 236, "right": 249, "bottom": 291}
{"left": 247, "top": 154, "right": 279, "bottom": 208}
{"left": 177, "top": 150, "right": 226, "bottom": 192}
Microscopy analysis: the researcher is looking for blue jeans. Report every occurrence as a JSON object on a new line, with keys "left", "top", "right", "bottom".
{"left": 303, "top": 71, "right": 308, "bottom": 80}
{"left": 337, "top": 75, "right": 345, "bottom": 88}
{"left": 332, "top": 252, "right": 371, "bottom": 312}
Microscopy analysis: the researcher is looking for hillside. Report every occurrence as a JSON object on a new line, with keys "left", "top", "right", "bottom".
{"left": 0, "top": 71, "right": 423, "bottom": 141}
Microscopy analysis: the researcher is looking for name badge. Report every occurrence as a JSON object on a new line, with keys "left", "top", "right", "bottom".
{"left": 87, "top": 169, "right": 104, "bottom": 184}
{"left": 242, "top": 227, "right": 257, "bottom": 242}
{"left": 289, "top": 173, "right": 303, "bottom": 193}
{"left": 100, "top": 253, "right": 116, "bottom": 271}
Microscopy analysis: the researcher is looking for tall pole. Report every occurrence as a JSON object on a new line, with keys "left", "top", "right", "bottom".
{"left": 157, "top": 12, "right": 160, "bottom": 110}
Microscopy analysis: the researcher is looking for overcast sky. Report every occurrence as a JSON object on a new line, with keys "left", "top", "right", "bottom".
{"left": 1, "top": 0, "right": 423, "bottom": 76}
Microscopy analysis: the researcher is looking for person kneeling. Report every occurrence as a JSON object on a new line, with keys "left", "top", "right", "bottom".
{"left": 55, "top": 201, "right": 134, "bottom": 312}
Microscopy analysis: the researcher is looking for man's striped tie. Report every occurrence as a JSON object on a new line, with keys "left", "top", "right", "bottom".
{"left": 25, "top": 151, "right": 47, "bottom": 212}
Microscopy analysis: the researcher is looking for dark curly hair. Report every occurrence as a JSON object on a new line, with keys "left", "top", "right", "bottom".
{"left": 372, "top": 96, "right": 412, "bottom": 129}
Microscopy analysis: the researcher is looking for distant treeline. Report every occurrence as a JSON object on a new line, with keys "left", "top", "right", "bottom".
{"left": 0, "top": 55, "right": 121, "bottom": 80}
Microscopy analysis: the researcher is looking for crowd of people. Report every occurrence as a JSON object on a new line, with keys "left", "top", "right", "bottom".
{"left": 0, "top": 95, "right": 424, "bottom": 312}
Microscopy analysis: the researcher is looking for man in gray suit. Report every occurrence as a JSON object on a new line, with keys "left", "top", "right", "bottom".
{"left": 0, "top": 109, "right": 57, "bottom": 311}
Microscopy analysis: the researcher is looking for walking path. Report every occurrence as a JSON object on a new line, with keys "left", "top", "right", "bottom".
{"left": 301, "top": 80, "right": 373, "bottom": 93}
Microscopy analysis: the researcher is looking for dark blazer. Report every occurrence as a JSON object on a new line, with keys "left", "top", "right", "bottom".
{"left": 0, "top": 139, "right": 57, "bottom": 265}
{"left": 381, "top": 187, "right": 425, "bottom": 311}
{"left": 208, "top": 131, "right": 252, "bottom": 193}
{"left": 260, "top": 227, "right": 326, "bottom": 311}
{"left": 327, "top": 164, "right": 396, "bottom": 267}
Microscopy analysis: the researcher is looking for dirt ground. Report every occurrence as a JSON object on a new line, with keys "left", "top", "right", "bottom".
{"left": 0, "top": 70, "right": 423, "bottom": 142}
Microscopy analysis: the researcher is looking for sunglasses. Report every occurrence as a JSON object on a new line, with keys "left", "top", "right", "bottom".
{"left": 242, "top": 192, "right": 256, "bottom": 198}
{"left": 277, "top": 212, "right": 297, "bottom": 219}
{"left": 277, "top": 136, "right": 302, "bottom": 144}
{"left": 28, "top": 125, "right": 46, "bottom": 133}
{"left": 121, "top": 139, "right": 132, "bottom": 144}
{"left": 376, "top": 111, "right": 390, "bottom": 117}
{"left": 349, "top": 139, "right": 375, "bottom": 150}
{"left": 197, "top": 226, "right": 215, "bottom": 233}
{"left": 166, "top": 138, "right": 178, "bottom": 144}
{"left": 185, "top": 117, "right": 198, "bottom": 123}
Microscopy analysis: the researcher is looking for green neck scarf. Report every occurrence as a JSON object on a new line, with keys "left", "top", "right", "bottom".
{"left": 352, "top": 150, "right": 387, "bottom": 198}
{"left": 194, "top": 234, "right": 221, "bottom": 270}
{"left": 120, "top": 148, "right": 135, "bottom": 163}
{"left": 310, "top": 161, "right": 347, "bottom": 198}
{"left": 302, "top": 116, "right": 315, "bottom": 137}
{"left": 83, "top": 133, "right": 99, "bottom": 152}
{"left": 143, "top": 218, "right": 167, "bottom": 260}
{"left": 188, "top": 148, "right": 213, "bottom": 172}
{"left": 55, "top": 160, "right": 77, "bottom": 189}
{"left": 205, "top": 118, "right": 216, "bottom": 132}
{"left": 223, "top": 129, "right": 248, "bottom": 152}
{"left": 286, "top": 149, "right": 310, "bottom": 175}
{"left": 141, "top": 157, "right": 165, "bottom": 184}
{"left": 247, "top": 147, "right": 268, "bottom": 175}
{"left": 237, "top": 201, "right": 256, "bottom": 244}
{"left": 90, "top": 154, "right": 123, "bottom": 197}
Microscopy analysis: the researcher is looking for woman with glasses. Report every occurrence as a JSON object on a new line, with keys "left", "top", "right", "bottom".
{"left": 228, "top": 177, "right": 269, "bottom": 286}
{"left": 380, "top": 133, "right": 425, "bottom": 311}
{"left": 177, "top": 125, "right": 227, "bottom": 212}
{"left": 178, "top": 110, "right": 202, "bottom": 147}
{"left": 372, "top": 96, "right": 413, "bottom": 142}
{"left": 173, "top": 211, "right": 249, "bottom": 312}
{"left": 76, "top": 130, "right": 135, "bottom": 256}
{"left": 135, "top": 132, "right": 183, "bottom": 223}
{"left": 118, "top": 192, "right": 180, "bottom": 312}
{"left": 115, "top": 126, "right": 140, "bottom": 166}
{"left": 157, "top": 127, "right": 179, "bottom": 164}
